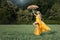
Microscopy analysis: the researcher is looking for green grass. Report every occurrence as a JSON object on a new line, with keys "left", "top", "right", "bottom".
{"left": 0, "top": 25, "right": 60, "bottom": 40}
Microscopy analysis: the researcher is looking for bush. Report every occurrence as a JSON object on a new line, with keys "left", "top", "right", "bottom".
{"left": 44, "top": 20, "right": 60, "bottom": 24}
{"left": 16, "top": 9, "right": 34, "bottom": 24}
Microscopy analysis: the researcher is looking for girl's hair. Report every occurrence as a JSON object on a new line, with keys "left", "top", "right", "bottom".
{"left": 36, "top": 11, "right": 41, "bottom": 15}
{"left": 36, "top": 11, "right": 40, "bottom": 13}
{"left": 36, "top": 11, "right": 42, "bottom": 18}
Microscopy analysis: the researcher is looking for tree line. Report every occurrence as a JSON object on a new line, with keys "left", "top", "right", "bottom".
{"left": 0, "top": 0, "right": 60, "bottom": 24}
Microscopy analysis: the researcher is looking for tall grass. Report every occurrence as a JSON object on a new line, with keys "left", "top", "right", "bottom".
{"left": 0, "top": 25, "right": 60, "bottom": 40}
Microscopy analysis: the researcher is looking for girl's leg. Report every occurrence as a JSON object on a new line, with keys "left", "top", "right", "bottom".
{"left": 33, "top": 22, "right": 37, "bottom": 27}
{"left": 33, "top": 22, "right": 41, "bottom": 35}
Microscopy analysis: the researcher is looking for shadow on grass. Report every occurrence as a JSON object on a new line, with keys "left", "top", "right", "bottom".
{"left": 48, "top": 31, "right": 57, "bottom": 34}
{"left": 40, "top": 30, "right": 57, "bottom": 36}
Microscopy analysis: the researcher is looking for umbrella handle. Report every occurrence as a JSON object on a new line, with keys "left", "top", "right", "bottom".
{"left": 32, "top": 10, "right": 35, "bottom": 14}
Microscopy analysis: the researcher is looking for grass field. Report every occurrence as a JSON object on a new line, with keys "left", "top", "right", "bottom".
{"left": 0, "top": 25, "right": 60, "bottom": 40}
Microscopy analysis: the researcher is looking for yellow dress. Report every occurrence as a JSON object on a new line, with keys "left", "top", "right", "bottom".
{"left": 34, "top": 15, "right": 51, "bottom": 35}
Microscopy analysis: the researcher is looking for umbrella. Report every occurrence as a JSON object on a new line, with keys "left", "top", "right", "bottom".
{"left": 27, "top": 5, "right": 39, "bottom": 13}
{"left": 27, "top": 5, "right": 39, "bottom": 10}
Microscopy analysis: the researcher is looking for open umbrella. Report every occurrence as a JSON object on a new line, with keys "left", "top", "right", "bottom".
{"left": 27, "top": 5, "right": 39, "bottom": 13}
{"left": 27, "top": 5, "right": 39, "bottom": 9}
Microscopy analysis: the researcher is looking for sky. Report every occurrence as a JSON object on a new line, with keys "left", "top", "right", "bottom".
{"left": 10, "top": 0, "right": 33, "bottom": 7}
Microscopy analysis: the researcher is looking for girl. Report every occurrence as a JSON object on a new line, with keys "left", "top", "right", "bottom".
{"left": 33, "top": 11, "right": 51, "bottom": 35}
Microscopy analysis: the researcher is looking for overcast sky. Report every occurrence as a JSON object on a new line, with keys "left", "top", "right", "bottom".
{"left": 10, "top": 0, "right": 33, "bottom": 7}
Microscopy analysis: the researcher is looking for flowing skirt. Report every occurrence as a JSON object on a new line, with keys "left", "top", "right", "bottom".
{"left": 34, "top": 21, "right": 51, "bottom": 35}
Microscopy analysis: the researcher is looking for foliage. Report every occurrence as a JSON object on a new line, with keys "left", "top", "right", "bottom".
{"left": 0, "top": 0, "right": 60, "bottom": 24}
{"left": 49, "top": 3, "right": 60, "bottom": 20}
{"left": 0, "top": 0, "right": 17, "bottom": 24}
{"left": 16, "top": 9, "right": 34, "bottom": 24}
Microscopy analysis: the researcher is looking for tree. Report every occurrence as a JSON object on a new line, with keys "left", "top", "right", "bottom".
{"left": 0, "top": 0, "right": 18, "bottom": 24}
{"left": 48, "top": 3, "right": 60, "bottom": 20}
